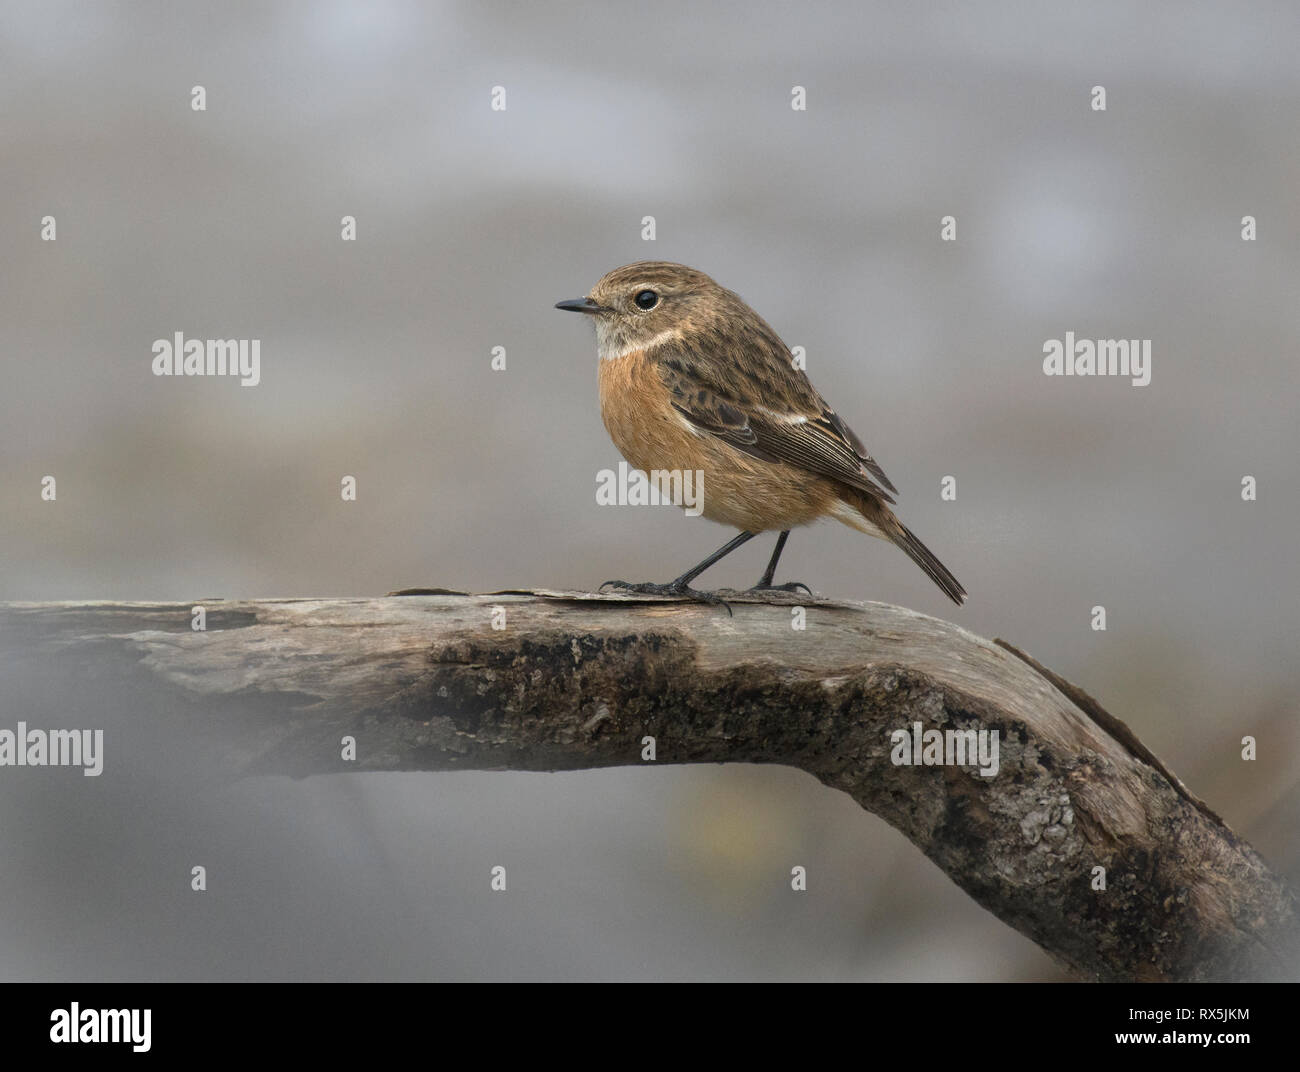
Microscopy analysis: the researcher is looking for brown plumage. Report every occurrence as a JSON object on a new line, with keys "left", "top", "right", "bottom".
{"left": 557, "top": 261, "right": 966, "bottom": 606}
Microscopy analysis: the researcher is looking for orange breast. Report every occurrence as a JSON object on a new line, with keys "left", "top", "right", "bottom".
{"left": 596, "top": 351, "right": 842, "bottom": 533}
{"left": 598, "top": 350, "right": 698, "bottom": 474}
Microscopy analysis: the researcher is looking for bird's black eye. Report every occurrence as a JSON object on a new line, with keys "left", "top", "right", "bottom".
{"left": 634, "top": 289, "right": 659, "bottom": 310}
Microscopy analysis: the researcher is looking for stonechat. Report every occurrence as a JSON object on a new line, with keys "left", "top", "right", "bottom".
{"left": 556, "top": 261, "right": 966, "bottom": 606}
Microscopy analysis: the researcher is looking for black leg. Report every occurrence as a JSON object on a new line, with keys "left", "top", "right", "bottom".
{"left": 601, "top": 531, "right": 757, "bottom": 610}
{"left": 748, "top": 530, "right": 811, "bottom": 594}
{"left": 671, "top": 530, "right": 756, "bottom": 586}
{"left": 756, "top": 530, "right": 790, "bottom": 587}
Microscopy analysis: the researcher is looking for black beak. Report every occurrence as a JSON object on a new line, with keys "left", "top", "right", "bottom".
{"left": 555, "top": 297, "right": 605, "bottom": 315}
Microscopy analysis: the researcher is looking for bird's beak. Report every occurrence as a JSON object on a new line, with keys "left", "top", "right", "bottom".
{"left": 554, "top": 297, "right": 605, "bottom": 315}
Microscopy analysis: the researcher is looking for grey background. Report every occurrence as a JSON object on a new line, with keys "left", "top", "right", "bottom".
{"left": 1, "top": 0, "right": 1297, "bottom": 980}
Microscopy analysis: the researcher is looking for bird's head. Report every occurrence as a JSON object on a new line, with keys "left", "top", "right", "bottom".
{"left": 555, "top": 261, "right": 732, "bottom": 360}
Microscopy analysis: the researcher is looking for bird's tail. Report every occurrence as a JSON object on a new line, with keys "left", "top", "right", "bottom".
{"left": 837, "top": 494, "right": 967, "bottom": 605}
{"left": 889, "top": 520, "right": 967, "bottom": 606}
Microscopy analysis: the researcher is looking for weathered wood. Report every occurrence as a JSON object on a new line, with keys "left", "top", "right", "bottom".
{"left": 1, "top": 590, "right": 1293, "bottom": 981}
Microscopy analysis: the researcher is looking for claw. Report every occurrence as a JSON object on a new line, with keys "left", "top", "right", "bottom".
{"left": 748, "top": 581, "right": 813, "bottom": 595}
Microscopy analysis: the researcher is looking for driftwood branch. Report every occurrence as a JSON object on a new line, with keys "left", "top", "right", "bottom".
{"left": 3, "top": 590, "right": 1294, "bottom": 981}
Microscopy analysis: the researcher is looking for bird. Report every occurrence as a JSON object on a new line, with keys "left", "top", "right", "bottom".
{"left": 555, "top": 261, "right": 966, "bottom": 607}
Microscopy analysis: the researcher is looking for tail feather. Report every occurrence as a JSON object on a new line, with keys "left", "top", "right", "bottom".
{"left": 832, "top": 493, "right": 968, "bottom": 606}
{"left": 890, "top": 521, "right": 967, "bottom": 606}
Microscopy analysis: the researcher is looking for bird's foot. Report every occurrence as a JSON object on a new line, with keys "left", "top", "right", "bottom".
{"left": 599, "top": 579, "right": 733, "bottom": 615}
{"left": 747, "top": 581, "right": 812, "bottom": 595}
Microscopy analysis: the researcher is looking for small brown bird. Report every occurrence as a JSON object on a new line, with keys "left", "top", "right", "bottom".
{"left": 556, "top": 262, "right": 966, "bottom": 606}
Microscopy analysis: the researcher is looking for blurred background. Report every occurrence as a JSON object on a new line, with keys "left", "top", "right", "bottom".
{"left": 1, "top": 0, "right": 1297, "bottom": 980}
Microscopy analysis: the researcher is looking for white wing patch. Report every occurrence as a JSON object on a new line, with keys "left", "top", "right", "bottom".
{"left": 753, "top": 406, "right": 809, "bottom": 425}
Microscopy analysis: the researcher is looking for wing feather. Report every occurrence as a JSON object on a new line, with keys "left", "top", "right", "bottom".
{"left": 657, "top": 342, "right": 897, "bottom": 504}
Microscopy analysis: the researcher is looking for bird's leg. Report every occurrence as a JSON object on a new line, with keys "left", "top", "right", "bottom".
{"left": 754, "top": 530, "right": 790, "bottom": 587}
{"left": 747, "top": 530, "right": 811, "bottom": 594}
{"left": 601, "top": 531, "right": 757, "bottom": 609}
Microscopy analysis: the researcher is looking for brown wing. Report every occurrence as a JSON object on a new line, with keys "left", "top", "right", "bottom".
{"left": 822, "top": 407, "right": 898, "bottom": 496}
{"left": 660, "top": 366, "right": 781, "bottom": 464}
{"left": 657, "top": 340, "right": 898, "bottom": 505}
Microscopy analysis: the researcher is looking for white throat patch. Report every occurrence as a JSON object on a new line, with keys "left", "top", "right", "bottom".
{"left": 599, "top": 328, "right": 683, "bottom": 362}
